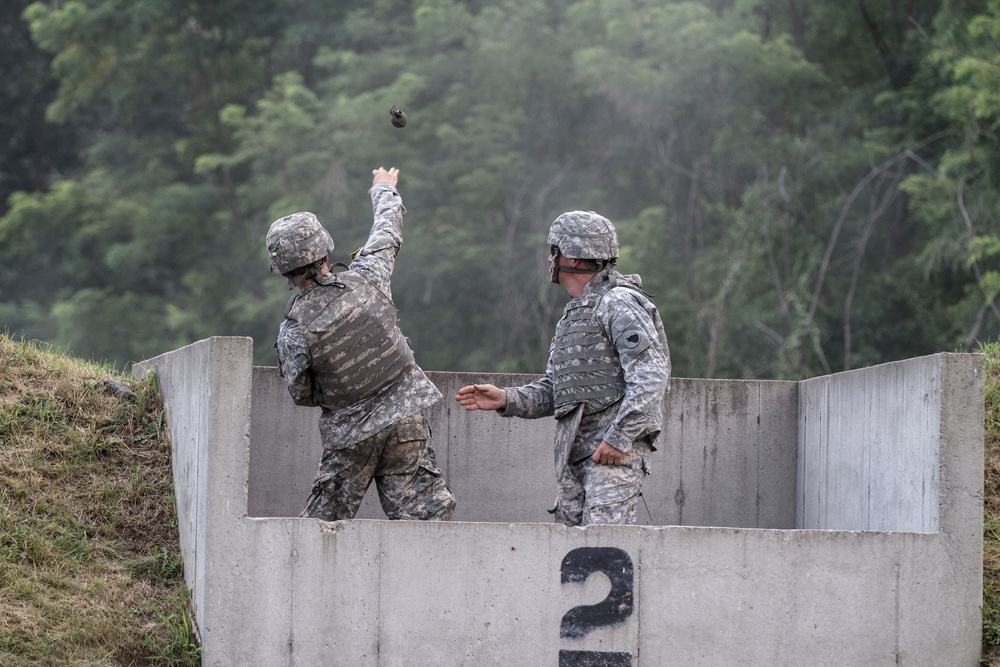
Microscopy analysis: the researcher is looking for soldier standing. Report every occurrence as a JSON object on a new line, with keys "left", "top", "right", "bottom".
{"left": 267, "top": 166, "right": 455, "bottom": 521}
{"left": 455, "top": 211, "right": 670, "bottom": 526}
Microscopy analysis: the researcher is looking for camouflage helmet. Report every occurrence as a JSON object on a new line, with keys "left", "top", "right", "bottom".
{"left": 547, "top": 211, "right": 619, "bottom": 261}
{"left": 266, "top": 212, "right": 335, "bottom": 276}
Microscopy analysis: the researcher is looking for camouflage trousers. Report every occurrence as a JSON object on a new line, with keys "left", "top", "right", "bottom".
{"left": 301, "top": 411, "right": 456, "bottom": 521}
{"left": 553, "top": 438, "right": 651, "bottom": 527}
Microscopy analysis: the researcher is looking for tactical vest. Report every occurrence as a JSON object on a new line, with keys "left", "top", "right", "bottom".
{"left": 284, "top": 271, "right": 415, "bottom": 410}
{"left": 551, "top": 273, "right": 656, "bottom": 419}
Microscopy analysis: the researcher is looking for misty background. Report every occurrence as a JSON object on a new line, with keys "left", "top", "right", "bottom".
{"left": 1, "top": 0, "right": 998, "bottom": 380}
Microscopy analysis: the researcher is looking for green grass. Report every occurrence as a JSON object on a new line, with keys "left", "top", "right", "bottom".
{"left": 0, "top": 334, "right": 199, "bottom": 666}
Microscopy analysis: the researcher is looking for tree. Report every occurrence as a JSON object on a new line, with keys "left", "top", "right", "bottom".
{"left": 0, "top": 0, "right": 81, "bottom": 215}
{"left": 0, "top": 0, "right": 993, "bottom": 380}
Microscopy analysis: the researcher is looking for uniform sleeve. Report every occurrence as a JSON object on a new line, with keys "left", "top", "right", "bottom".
{"left": 349, "top": 183, "right": 405, "bottom": 295}
{"left": 599, "top": 292, "right": 671, "bottom": 452}
{"left": 276, "top": 318, "right": 318, "bottom": 407}
{"left": 502, "top": 349, "right": 556, "bottom": 418}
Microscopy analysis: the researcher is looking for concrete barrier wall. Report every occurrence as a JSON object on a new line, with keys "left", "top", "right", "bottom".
{"left": 248, "top": 369, "right": 799, "bottom": 528}
{"left": 135, "top": 337, "right": 984, "bottom": 666}
{"left": 799, "top": 357, "right": 942, "bottom": 532}
{"left": 134, "top": 338, "right": 252, "bottom": 644}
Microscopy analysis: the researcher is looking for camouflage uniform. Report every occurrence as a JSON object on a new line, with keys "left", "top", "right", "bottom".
{"left": 272, "top": 184, "right": 456, "bottom": 521}
{"left": 501, "top": 212, "right": 670, "bottom": 527}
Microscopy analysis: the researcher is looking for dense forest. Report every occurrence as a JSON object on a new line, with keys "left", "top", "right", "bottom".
{"left": 1, "top": 0, "right": 999, "bottom": 379}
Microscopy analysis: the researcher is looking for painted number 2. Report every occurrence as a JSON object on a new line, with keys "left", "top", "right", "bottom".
{"left": 558, "top": 546, "right": 634, "bottom": 667}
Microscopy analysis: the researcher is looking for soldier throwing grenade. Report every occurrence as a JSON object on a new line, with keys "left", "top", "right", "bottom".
{"left": 267, "top": 167, "right": 456, "bottom": 521}
{"left": 456, "top": 211, "right": 670, "bottom": 526}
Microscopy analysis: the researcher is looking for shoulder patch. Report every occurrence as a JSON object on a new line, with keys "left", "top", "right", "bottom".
{"left": 611, "top": 311, "right": 651, "bottom": 355}
{"left": 622, "top": 331, "right": 644, "bottom": 349}
{"left": 617, "top": 327, "right": 650, "bottom": 354}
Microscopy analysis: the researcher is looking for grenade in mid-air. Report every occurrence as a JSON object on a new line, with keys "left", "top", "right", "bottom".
{"left": 389, "top": 106, "right": 407, "bottom": 128}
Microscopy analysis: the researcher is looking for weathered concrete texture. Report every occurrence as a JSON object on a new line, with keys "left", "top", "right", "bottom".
{"left": 135, "top": 338, "right": 252, "bottom": 631}
{"left": 799, "top": 356, "right": 944, "bottom": 532}
{"left": 134, "top": 338, "right": 983, "bottom": 666}
{"left": 658, "top": 378, "right": 798, "bottom": 528}
{"left": 248, "top": 369, "right": 799, "bottom": 528}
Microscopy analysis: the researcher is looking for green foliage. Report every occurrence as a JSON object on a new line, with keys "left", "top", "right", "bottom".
{"left": 0, "top": 0, "right": 82, "bottom": 215}
{"left": 2, "top": 0, "right": 1000, "bottom": 379}
{"left": 146, "top": 592, "right": 202, "bottom": 666}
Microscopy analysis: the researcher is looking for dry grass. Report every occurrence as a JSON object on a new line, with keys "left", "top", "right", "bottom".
{"left": 0, "top": 334, "right": 198, "bottom": 666}
{"left": 983, "top": 340, "right": 1000, "bottom": 665}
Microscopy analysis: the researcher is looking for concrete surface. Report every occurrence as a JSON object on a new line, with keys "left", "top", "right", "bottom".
{"left": 248, "top": 369, "right": 800, "bottom": 528}
{"left": 134, "top": 337, "right": 984, "bottom": 666}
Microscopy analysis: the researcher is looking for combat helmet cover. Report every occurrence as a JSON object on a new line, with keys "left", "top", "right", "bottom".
{"left": 547, "top": 211, "right": 619, "bottom": 262}
{"left": 266, "top": 212, "right": 335, "bottom": 276}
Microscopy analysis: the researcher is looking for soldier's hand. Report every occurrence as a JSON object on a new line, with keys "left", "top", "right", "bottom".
{"left": 592, "top": 441, "right": 624, "bottom": 465}
{"left": 455, "top": 384, "right": 506, "bottom": 411}
{"left": 371, "top": 167, "right": 399, "bottom": 189}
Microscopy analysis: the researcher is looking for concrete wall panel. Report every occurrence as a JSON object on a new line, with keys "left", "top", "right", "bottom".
{"left": 247, "top": 370, "right": 798, "bottom": 529}
{"left": 134, "top": 338, "right": 983, "bottom": 666}
{"left": 637, "top": 528, "right": 905, "bottom": 666}
{"left": 797, "top": 376, "right": 826, "bottom": 529}
{"left": 756, "top": 380, "right": 799, "bottom": 527}
{"left": 798, "top": 356, "right": 943, "bottom": 532}
{"left": 655, "top": 379, "right": 798, "bottom": 528}
{"left": 371, "top": 521, "right": 643, "bottom": 667}
{"left": 429, "top": 372, "right": 556, "bottom": 523}
{"left": 247, "top": 368, "right": 319, "bottom": 518}
{"left": 216, "top": 519, "right": 295, "bottom": 666}
{"left": 172, "top": 517, "right": 978, "bottom": 666}
{"left": 135, "top": 337, "right": 253, "bottom": 634}
{"left": 288, "top": 518, "right": 382, "bottom": 665}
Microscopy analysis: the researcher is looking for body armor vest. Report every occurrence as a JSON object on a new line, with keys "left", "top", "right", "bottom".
{"left": 285, "top": 271, "right": 415, "bottom": 410}
{"left": 551, "top": 273, "right": 653, "bottom": 419}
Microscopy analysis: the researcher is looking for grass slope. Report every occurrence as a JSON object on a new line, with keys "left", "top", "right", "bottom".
{"left": 2, "top": 333, "right": 1000, "bottom": 664}
{"left": 983, "top": 341, "right": 1000, "bottom": 665}
{"left": 0, "top": 335, "right": 198, "bottom": 666}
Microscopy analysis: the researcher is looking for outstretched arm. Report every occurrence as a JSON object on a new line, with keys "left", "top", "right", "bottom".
{"left": 370, "top": 166, "right": 399, "bottom": 191}
{"left": 351, "top": 166, "right": 404, "bottom": 292}
{"left": 455, "top": 384, "right": 507, "bottom": 411}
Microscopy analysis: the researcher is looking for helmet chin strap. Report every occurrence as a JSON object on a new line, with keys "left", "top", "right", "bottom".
{"left": 285, "top": 257, "right": 328, "bottom": 290}
{"left": 550, "top": 246, "right": 613, "bottom": 284}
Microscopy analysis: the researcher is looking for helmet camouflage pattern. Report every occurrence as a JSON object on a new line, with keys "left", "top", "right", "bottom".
{"left": 547, "top": 211, "right": 619, "bottom": 261}
{"left": 266, "top": 212, "right": 335, "bottom": 275}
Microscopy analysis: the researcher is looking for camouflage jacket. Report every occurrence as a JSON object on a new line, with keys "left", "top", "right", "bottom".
{"left": 276, "top": 183, "right": 441, "bottom": 448}
{"left": 502, "top": 270, "right": 671, "bottom": 468}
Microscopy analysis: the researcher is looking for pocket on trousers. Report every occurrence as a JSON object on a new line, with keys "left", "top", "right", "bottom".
{"left": 418, "top": 462, "right": 443, "bottom": 478}
{"left": 394, "top": 412, "right": 427, "bottom": 443}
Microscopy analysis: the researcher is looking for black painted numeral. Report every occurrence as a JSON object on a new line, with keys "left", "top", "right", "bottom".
{"left": 559, "top": 546, "right": 634, "bottom": 639}
{"left": 558, "top": 649, "right": 632, "bottom": 667}
{"left": 558, "top": 547, "right": 635, "bottom": 666}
